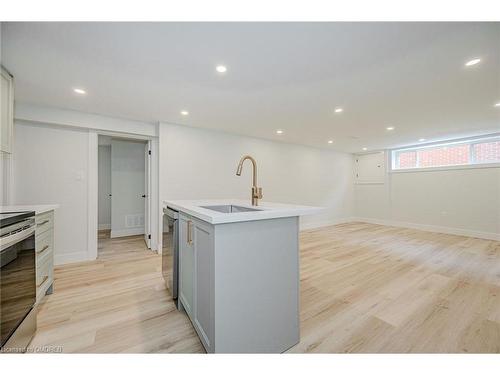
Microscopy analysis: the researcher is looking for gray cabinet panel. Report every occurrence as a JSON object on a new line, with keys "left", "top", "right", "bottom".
{"left": 213, "top": 217, "right": 300, "bottom": 353}
{"left": 192, "top": 219, "right": 214, "bottom": 352}
{"left": 178, "top": 213, "right": 194, "bottom": 317}
{"left": 177, "top": 211, "right": 300, "bottom": 353}
{"left": 1, "top": 66, "right": 13, "bottom": 154}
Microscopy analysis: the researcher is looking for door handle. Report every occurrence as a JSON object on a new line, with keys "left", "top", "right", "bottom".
{"left": 142, "top": 194, "right": 146, "bottom": 198}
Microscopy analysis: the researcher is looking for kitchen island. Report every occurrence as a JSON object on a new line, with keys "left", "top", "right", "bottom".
{"left": 164, "top": 199, "right": 321, "bottom": 353}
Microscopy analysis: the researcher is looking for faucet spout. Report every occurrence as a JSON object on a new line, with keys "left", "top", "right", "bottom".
{"left": 235, "top": 155, "right": 263, "bottom": 206}
{"left": 236, "top": 155, "right": 257, "bottom": 185}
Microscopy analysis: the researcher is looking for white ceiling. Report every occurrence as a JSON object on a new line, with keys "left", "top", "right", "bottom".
{"left": 1, "top": 22, "right": 499, "bottom": 153}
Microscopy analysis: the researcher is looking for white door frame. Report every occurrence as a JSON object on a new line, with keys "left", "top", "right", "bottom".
{"left": 144, "top": 141, "right": 151, "bottom": 248}
{"left": 88, "top": 130, "right": 160, "bottom": 261}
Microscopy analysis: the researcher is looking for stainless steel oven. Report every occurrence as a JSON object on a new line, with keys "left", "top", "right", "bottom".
{"left": 0, "top": 211, "right": 37, "bottom": 352}
{"left": 162, "top": 207, "right": 178, "bottom": 307}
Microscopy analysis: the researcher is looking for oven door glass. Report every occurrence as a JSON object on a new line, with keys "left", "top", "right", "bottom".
{"left": 0, "top": 232, "right": 36, "bottom": 347}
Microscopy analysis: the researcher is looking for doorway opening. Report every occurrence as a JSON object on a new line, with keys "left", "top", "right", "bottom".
{"left": 97, "top": 135, "right": 151, "bottom": 255}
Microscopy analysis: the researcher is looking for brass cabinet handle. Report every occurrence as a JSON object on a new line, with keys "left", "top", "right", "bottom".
{"left": 187, "top": 220, "right": 193, "bottom": 245}
{"left": 37, "top": 275, "right": 49, "bottom": 288}
{"left": 38, "top": 220, "right": 50, "bottom": 227}
{"left": 38, "top": 244, "right": 50, "bottom": 254}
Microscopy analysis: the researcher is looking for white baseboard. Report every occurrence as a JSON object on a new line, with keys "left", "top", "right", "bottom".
{"left": 300, "top": 218, "right": 352, "bottom": 231}
{"left": 110, "top": 227, "right": 145, "bottom": 238}
{"left": 299, "top": 216, "right": 499, "bottom": 241}
{"left": 98, "top": 223, "right": 111, "bottom": 230}
{"left": 55, "top": 251, "right": 89, "bottom": 266}
{"left": 350, "top": 217, "right": 500, "bottom": 241}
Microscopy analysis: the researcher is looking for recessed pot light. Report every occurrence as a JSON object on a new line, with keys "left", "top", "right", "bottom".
{"left": 73, "top": 88, "right": 86, "bottom": 95}
{"left": 362, "top": 147, "right": 367, "bottom": 151}
{"left": 276, "top": 130, "right": 284, "bottom": 134}
{"left": 328, "top": 140, "right": 333, "bottom": 144}
{"left": 386, "top": 126, "right": 395, "bottom": 131}
{"left": 334, "top": 108, "right": 343, "bottom": 113}
{"left": 180, "top": 110, "right": 189, "bottom": 116}
{"left": 465, "top": 58, "right": 481, "bottom": 67}
{"left": 494, "top": 102, "right": 500, "bottom": 107}
{"left": 419, "top": 138, "right": 426, "bottom": 142}
{"left": 216, "top": 65, "right": 227, "bottom": 73}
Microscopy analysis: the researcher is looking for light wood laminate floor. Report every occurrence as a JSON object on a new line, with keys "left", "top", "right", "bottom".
{"left": 29, "top": 223, "right": 500, "bottom": 353}
{"left": 29, "top": 231, "right": 204, "bottom": 353}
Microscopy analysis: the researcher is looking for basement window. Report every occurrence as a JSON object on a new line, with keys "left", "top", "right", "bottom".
{"left": 391, "top": 135, "right": 500, "bottom": 171}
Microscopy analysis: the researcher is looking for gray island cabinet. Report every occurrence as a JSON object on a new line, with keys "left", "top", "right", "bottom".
{"left": 164, "top": 200, "right": 321, "bottom": 353}
{"left": 169, "top": 200, "right": 321, "bottom": 353}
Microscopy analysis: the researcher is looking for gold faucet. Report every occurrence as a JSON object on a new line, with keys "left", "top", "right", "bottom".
{"left": 236, "top": 155, "right": 263, "bottom": 206}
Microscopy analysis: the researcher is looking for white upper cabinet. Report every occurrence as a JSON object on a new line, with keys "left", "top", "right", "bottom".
{"left": 1, "top": 66, "right": 14, "bottom": 154}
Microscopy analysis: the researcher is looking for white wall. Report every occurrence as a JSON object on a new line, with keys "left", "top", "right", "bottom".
{"left": 13, "top": 103, "right": 497, "bottom": 270}
{"left": 110, "top": 139, "right": 146, "bottom": 237}
{"left": 13, "top": 121, "right": 90, "bottom": 264}
{"left": 159, "top": 123, "right": 354, "bottom": 229}
{"left": 354, "top": 152, "right": 500, "bottom": 239}
{"left": 98, "top": 145, "right": 111, "bottom": 229}
{"left": 15, "top": 103, "right": 157, "bottom": 137}
{"left": 11, "top": 105, "right": 160, "bottom": 263}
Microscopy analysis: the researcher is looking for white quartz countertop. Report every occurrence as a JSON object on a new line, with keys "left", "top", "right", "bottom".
{"left": 0, "top": 204, "right": 59, "bottom": 215}
{"left": 164, "top": 199, "right": 322, "bottom": 224}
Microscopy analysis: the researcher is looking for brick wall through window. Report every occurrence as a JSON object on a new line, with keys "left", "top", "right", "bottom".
{"left": 397, "top": 151, "right": 417, "bottom": 168}
{"left": 392, "top": 136, "right": 500, "bottom": 170}
{"left": 472, "top": 141, "right": 500, "bottom": 163}
{"left": 418, "top": 144, "right": 469, "bottom": 167}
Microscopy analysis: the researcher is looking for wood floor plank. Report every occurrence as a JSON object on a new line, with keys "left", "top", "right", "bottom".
{"left": 27, "top": 224, "right": 500, "bottom": 353}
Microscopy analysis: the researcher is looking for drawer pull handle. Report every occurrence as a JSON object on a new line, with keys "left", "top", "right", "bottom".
{"left": 38, "top": 245, "right": 50, "bottom": 254}
{"left": 187, "top": 220, "right": 193, "bottom": 245}
{"left": 38, "top": 220, "right": 50, "bottom": 227}
{"left": 37, "top": 275, "right": 49, "bottom": 288}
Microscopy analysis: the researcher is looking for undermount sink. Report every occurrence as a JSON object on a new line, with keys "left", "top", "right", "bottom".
{"left": 200, "top": 205, "right": 262, "bottom": 213}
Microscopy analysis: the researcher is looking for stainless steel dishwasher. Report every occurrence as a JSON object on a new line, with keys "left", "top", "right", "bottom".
{"left": 162, "top": 207, "right": 179, "bottom": 306}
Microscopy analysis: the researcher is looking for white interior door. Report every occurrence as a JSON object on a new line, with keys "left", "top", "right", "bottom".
{"left": 144, "top": 142, "right": 151, "bottom": 248}
{"left": 110, "top": 139, "right": 147, "bottom": 239}
{"left": 97, "top": 145, "right": 112, "bottom": 230}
